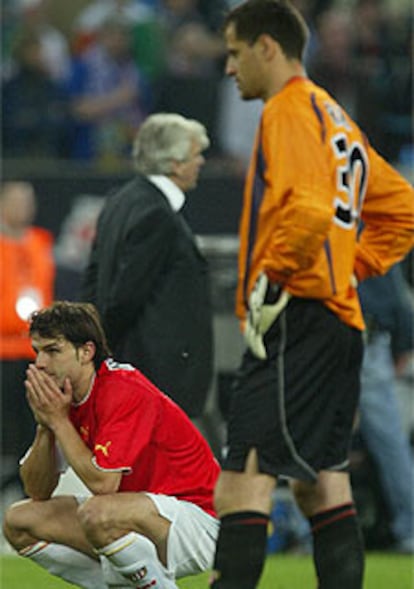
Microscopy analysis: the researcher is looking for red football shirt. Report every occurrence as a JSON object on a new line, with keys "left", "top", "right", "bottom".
{"left": 70, "top": 359, "right": 220, "bottom": 516}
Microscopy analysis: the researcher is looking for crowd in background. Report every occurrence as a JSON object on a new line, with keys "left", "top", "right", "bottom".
{"left": 1, "top": 0, "right": 413, "bottom": 556}
{"left": 1, "top": 0, "right": 413, "bottom": 169}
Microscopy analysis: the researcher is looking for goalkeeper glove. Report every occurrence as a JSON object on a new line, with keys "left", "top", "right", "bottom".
{"left": 244, "top": 272, "right": 291, "bottom": 360}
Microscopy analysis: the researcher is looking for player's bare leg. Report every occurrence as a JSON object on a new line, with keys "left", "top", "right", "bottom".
{"left": 78, "top": 492, "right": 180, "bottom": 588}
{"left": 78, "top": 492, "right": 171, "bottom": 563}
{"left": 3, "top": 496, "right": 107, "bottom": 588}
{"left": 4, "top": 495, "right": 95, "bottom": 555}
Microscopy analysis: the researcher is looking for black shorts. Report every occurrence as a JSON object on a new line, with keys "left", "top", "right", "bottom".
{"left": 223, "top": 298, "right": 363, "bottom": 482}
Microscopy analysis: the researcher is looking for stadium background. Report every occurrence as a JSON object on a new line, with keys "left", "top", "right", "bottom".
{"left": 1, "top": 0, "right": 413, "bottom": 556}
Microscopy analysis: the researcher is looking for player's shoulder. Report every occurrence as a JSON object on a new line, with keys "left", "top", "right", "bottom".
{"left": 94, "top": 360, "right": 144, "bottom": 405}
{"left": 97, "top": 358, "right": 138, "bottom": 387}
{"left": 263, "top": 77, "right": 325, "bottom": 125}
{"left": 97, "top": 359, "right": 161, "bottom": 399}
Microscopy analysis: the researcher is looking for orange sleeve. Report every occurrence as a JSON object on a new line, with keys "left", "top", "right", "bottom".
{"left": 355, "top": 147, "right": 414, "bottom": 281}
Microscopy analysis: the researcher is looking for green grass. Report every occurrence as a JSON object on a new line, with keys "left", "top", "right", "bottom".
{"left": 1, "top": 552, "right": 413, "bottom": 589}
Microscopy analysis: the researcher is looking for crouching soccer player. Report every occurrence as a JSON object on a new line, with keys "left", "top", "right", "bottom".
{"left": 3, "top": 301, "right": 220, "bottom": 589}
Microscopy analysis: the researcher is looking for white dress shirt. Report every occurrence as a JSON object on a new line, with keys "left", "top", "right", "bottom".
{"left": 148, "top": 175, "right": 186, "bottom": 212}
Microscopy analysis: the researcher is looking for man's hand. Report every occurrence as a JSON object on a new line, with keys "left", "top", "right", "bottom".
{"left": 25, "top": 365, "right": 73, "bottom": 429}
{"left": 244, "top": 273, "right": 291, "bottom": 360}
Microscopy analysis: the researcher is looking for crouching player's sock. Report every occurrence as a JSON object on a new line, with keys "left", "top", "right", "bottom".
{"left": 98, "top": 531, "right": 178, "bottom": 588}
{"left": 21, "top": 541, "right": 107, "bottom": 589}
{"left": 210, "top": 511, "right": 269, "bottom": 589}
{"left": 309, "top": 502, "right": 365, "bottom": 589}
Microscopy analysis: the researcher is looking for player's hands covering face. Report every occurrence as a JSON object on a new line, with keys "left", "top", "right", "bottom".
{"left": 25, "top": 364, "right": 73, "bottom": 429}
{"left": 244, "top": 272, "right": 291, "bottom": 360}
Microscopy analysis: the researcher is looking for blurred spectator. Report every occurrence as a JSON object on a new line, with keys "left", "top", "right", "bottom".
{"left": 357, "top": 263, "right": 414, "bottom": 554}
{"left": 291, "top": 0, "right": 334, "bottom": 22}
{"left": 13, "top": 0, "right": 71, "bottom": 83}
{"left": 72, "top": 0, "right": 155, "bottom": 54}
{"left": 0, "top": 182, "right": 55, "bottom": 490}
{"left": 2, "top": 0, "right": 21, "bottom": 80}
{"left": 2, "top": 29, "right": 70, "bottom": 158}
{"left": 54, "top": 195, "right": 105, "bottom": 301}
{"left": 134, "top": 0, "right": 228, "bottom": 112}
{"left": 72, "top": 0, "right": 166, "bottom": 92}
{"left": 351, "top": 0, "right": 409, "bottom": 160}
{"left": 155, "top": 0, "right": 226, "bottom": 152}
{"left": 67, "top": 15, "right": 151, "bottom": 164}
{"left": 159, "top": 0, "right": 224, "bottom": 77}
{"left": 304, "top": 0, "right": 412, "bottom": 164}
{"left": 290, "top": 0, "right": 332, "bottom": 61}
{"left": 131, "top": 16, "right": 167, "bottom": 85}
{"left": 307, "top": 8, "right": 356, "bottom": 116}
{"left": 72, "top": 0, "right": 165, "bottom": 88}
{"left": 197, "top": 0, "right": 228, "bottom": 31}
{"left": 2, "top": 0, "right": 71, "bottom": 84}
{"left": 373, "top": 10, "right": 413, "bottom": 163}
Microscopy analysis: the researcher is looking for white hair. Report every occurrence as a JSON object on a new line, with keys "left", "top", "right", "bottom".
{"left": 132, "top": 113, "right": 210, "bottom": 175}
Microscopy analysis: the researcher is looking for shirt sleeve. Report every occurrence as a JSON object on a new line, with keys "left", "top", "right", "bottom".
{"left": 355, "top": 146, "right": 414, "bottom": 280}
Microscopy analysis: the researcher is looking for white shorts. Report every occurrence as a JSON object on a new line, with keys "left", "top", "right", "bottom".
{"left": 146, "top": 493, "right": 219, "bottom": 579}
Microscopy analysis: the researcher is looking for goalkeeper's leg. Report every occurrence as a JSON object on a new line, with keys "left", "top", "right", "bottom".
{"left": 209, "top": 449, "right": 276, "bottom": 589}
{"left": 292, "top": 471, "right": 364, "bottom": 589}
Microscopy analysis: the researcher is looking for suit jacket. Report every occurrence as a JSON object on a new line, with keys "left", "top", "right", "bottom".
{"left": 82, "top": 175, "right": 213, "bottom": 417}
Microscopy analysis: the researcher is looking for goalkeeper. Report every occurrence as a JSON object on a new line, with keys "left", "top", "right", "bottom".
{"left": 209, "top": 2, "right": 414, "bottom": 589}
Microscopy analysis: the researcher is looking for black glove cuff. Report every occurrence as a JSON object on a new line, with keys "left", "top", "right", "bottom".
{"left": 264, "top": 282, "right": 282, "bottom": 304}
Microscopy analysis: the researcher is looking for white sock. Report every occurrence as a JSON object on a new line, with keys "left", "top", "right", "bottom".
{"left": 100, "top": 555, "right": 134, "bottom": 587}
{"left": 21, "top": 541, "right": 107, "bottom": 589}
{"left": 98, "top": 532, "right": 178, "bottom": 588}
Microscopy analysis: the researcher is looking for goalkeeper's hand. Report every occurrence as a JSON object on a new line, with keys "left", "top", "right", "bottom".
{"left": 244, "top": 272, "right": 291, "bottom": 360}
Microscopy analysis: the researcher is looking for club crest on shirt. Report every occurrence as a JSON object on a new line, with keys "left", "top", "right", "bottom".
{"left": 94, "top": 441, "right": 112, "bottom": 457}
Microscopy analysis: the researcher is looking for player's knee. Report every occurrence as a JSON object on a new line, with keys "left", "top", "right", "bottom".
{"left": 3, "top": 503, "right": 19, "bottom": 545}
{"left": 3, "top": 500, "right": 36, "bottom": 549}
{"left": 77, "top": 496, "right": 111, "bottom": 536}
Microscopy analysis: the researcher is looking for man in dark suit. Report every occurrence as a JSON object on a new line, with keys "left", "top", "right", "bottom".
{"left": 82, "top": 113, "right": 213, "bottom": 418}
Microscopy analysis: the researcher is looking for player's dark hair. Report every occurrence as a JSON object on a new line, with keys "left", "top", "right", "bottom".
{"left": 224, "top": 0, "right": 309, "bottom": 60}
{"left": 29, "top": 301, "right": 111, "bottom": 370}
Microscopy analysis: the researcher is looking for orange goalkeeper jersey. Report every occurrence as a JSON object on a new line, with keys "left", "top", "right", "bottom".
{"left": 237, "top": 76, "right": 414, "bottom": 331}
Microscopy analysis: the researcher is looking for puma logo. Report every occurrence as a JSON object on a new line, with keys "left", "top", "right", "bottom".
{"left": 94, "top": 441, "right": 112, "bottom": 457}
